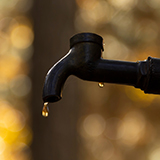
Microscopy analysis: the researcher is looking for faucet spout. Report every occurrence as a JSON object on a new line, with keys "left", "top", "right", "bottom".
{"left": 43, "top": 33, "right": 160, "bottom": 103}
{"left": 43, "top": 33, "right": 104, "bottom": 102}
{"left": 43, "top": 50, "right": 73, "bottom": 102}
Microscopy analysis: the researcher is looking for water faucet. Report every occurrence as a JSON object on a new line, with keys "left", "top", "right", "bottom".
{"left": 43, "top": 33, "right": 160, "bottom": 104}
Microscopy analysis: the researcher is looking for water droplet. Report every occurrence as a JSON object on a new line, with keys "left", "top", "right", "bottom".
{"left": 98, "top": 82, "right": 104, "bottom": 88}
{"left": 42, "top": 102, "right": 49, "bottom": 117}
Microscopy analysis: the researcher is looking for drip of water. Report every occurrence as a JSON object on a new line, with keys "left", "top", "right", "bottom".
{"left": 98, "top": 82, "right": 104, "bottom": 88}
{"left": 42, "top": 102, "right": 49, "bottom": 117}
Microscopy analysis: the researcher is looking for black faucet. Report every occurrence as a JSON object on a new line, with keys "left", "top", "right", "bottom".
{"left": 43, "top": 33, "right": 160, "bottom": 103}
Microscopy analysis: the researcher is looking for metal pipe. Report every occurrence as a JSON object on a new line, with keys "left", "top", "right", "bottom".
{"left": 43, "top": 33, "right": 160, "bottom": 103}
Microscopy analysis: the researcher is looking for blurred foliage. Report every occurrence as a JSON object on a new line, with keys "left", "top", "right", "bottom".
{"left": 75, "top": 0, "right": 160, "bottom": 160}
{"left": 0, "top": 0, "right": 33, "bottom": 159}
{"left": 1, "top": 0, "right": 160, "bottom": 159}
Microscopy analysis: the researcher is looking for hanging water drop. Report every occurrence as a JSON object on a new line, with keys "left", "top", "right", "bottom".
{"left": 42, "top": 102, "right": 49, "bottom": 117}
{"left": 98, "top": 82, "right": 104, "bottom": 88}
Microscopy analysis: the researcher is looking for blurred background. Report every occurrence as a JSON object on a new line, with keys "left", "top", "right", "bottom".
{"left": 0, "top": 0, "right": 160, "bottom": 160}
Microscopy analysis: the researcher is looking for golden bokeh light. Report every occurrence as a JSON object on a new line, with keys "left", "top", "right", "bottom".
{"left": 0, "top": 55, "right": 22, "bottom": 80}
{"left": 11, "top": 142, "right": 32, "bottom": 160}
{"left": 0, "top": 79, "right": 8, "bottom": 99}
{"left": 75, "top": 1, "right": 113, "bottom": 28}
{"left": 0, "top": 0, "right": 19, "bottom": 10}
{"left": 83, "top": 114, "right": 106, "bottom": 137}
{"left": 0, "top": 36, "right": 10, "bottom": 55}
{"left": 10, "top": 25, "right": 34, "bottom": 49}
{"left": 146, "top": 0, "right": 160, "bottom": 9}
{"left": 18, "top": 126, "right": 32, "bottom": 145}
{"left": 91, "top": 139, "right": 114, "bottom": 160}
{"left": 105, "top": 117, "right": 125, "bottom": 140}
{"left": 149, "top": 147, "right": 160, "bottom": 160}
{"left": 120, "top": 111, "right": 146, "bottom": 146}
{"left": 0, "top": 136, "right": 6, "bottom": 154}
{"left": 76, "top": 0, "right": 160, "bottom": 159}
{"left": 85, "top": 1, "right": 112, "bottom": 24}
{"left": 0, "top": 155, "right": 5, "bottom": 160}
{"left": 0, "top": 17, "right": 19, "bottom": 34}
{"left": 103, "top": 35, "right": 129, "bottom": 60}
{"left": 76, "top": 0, "right": 98, "bottom": 10}
{"left": 108, "top": 0, "right": 137, "bottom": 10}
{"left": 91, "top": 138, "right": 114, "bottom": 160}
{"left": 125, "top": 86, "right": 155, "bottom": 106}
{"left": 0, "top": 0, "right": 33, "bottom": 158}
{"left": 135, "top": 20, "right": 158, "bottom": 42}
{"left": 3, "top": 110, "right": 26, "bottom": 132}
{"left": 0, "top": 122, "right": 8, "bottom": 139}
{"left": 15, "top": 0, "right": 33, "bottom": 12}
{"left": 74, "top": 10, "right": 94, "bottom": 31}
{"left": 10, "top": 75, "right": 32, "bottom": 97}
